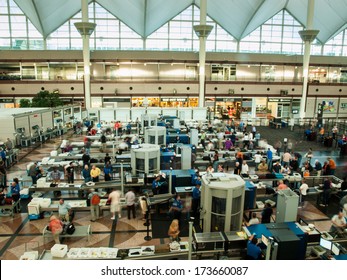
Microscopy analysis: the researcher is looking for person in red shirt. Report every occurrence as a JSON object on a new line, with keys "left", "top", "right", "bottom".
{"left": 327, "top": 157, "right": 336, "bottom": 175}
{"left": 48, "top": 215, "right": 63, "bottom": 244}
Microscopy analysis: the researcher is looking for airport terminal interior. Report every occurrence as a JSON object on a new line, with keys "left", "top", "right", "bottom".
{"left": 0, "top": 0, "right": 347, "bottom": 260}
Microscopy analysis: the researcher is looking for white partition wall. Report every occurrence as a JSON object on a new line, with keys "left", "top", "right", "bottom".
{"left": 193, "top": 107, "right": 207, "bottom": 121}
{"left": 131, "top": 108, "right": 146, "bottom": 121}
{"left": 29, "top": 113, "right": 43, "bottom": 132}
{"left": 99, "top": 108, "right": 115, "bottom": 122}
{"left": 41, "top": 111, "right": 54, "bottom": 130}
{"left": 178, "top": 108, "right": 192, "bottom": 121}
{"left": 115, "top": 108, "right": 131, "bottom": 122}
{"left": 15, "top": 116, "right": 30, "bottom": 137}
{"left": 146, "top": 108, "right": 162, "bottom": 116}
{"left": 162, "top": 108, "right": 177, "bottom": 117}
{"left": 73, "top": 106, "right": 82, "bottom": 121}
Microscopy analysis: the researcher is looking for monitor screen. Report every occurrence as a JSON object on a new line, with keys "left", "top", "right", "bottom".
{"left": 131, "top": 145, "right": 139, "bottom": 149}
{"left": 261, "top": 235, "right": 269, "bottom": 247}
{"left": 319, "top": 237, "right": 332, "bottom": 250}
{"left": 331, "top": 243, "right": 340, "bottom": 255}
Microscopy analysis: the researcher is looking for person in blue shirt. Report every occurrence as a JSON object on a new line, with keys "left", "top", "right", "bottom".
{"left": 192, "top": 184, "right": 201, "bottom": 218}
{"left": 0, "top": 148, "right": 6, "bottom": 164}
{"left": 10, "top": 178, "right": 20, "bottom": 202}
{"left": 103, "top": 162, "right": 113, "bottom": 181}
{"left": 81, "top": 165, "right": 91, "bottom": 183}
{"left": 170, "top": 194, "right": 183, "bottom": 221}
{"left": 266, "top": 148, "right": 273, "bottom": 171}
{"left": 152, "top": 175, "right": 161, "bottom": 195}
{"left": 126, "top": 122, "right": 132, "bottom": 134}
{"left": 246, "top": 234, "right": 262, "bottom": 260}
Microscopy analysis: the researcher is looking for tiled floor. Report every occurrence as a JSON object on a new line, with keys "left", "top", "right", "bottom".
{"left": 0, "top": 126, "right": 346, "bottom": 260}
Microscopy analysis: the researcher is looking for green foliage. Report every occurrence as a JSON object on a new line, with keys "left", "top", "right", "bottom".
{"left": 19, "top": 99, "right": 32, "bottom": 107}
{"left": 31, "top": 90, "right": 63, "bottom": 107}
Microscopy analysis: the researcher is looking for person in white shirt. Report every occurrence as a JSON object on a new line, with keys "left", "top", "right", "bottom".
{"left": 217, "top": 132, "right": 224, "bottom": 149}
{"left": 253, "top": 152, "right": 262, "bottom": 171}
{"left": 248, "top": 213, "right": 260, "bottom": 225}
{"left": 282, "top": 152, "right": 291, "bottom": 167}
{"left": 206, "top": 141, "right": 214, "bottom": 151}
{"left": 125, "top": 189, "right": 136, "bottom": 220}
{"left": 330, "top": 210, "right": 347, "bottom": 236}
{"left": 241, "top": 161, "right": 249, "bottom": 175}
{"left": 243, "top": 133, "right": 250, "bottom": 149}
{"left": 299, "top": 179, "right": 309, "bottom": 202}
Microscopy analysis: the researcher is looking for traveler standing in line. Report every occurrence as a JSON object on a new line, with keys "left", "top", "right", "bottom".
{"left": 65, "top": 162, "right": 75, "bottom": 184}
{"left": 88, "top": 188, "right": 100, "bottom": 222}
{"left": 50, "top": 167, "right": 62, "bottom": 183}
{"left": 125, "top": 189, "right": 136, "bottom": 220}
{"left": 103, "top": 161, "right": 112, "bottom": 181}
{"left": 82, "top": 150, "right": 90, "bottom": 167}
{"left": 90, "top": 165, "right": 101, "bottom": 182}
{"left": 100, "top": 133, "right": 107, "bottom": 153}
{"left": 82, "top": 165, "right": 92, "bottom": 183}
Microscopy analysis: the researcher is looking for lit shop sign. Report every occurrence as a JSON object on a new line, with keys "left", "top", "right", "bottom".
{"left": 268, "top": 98, "right": 291, "bottom": 103}
{"left": 161, "top": 98, "right": 187, "bottom": 102}
{"left": 0, "top": 98, "right": 14, "bottom": 103}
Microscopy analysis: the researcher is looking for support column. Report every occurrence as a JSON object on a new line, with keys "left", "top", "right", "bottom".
{"left": 298, "top": 0, "right": 319, "bottom": 120}
{"left": 74, "top": 0, "right": 96, "bottom": 109}
{"left": 193, "top": 0, "right": 213, "bottom": 108}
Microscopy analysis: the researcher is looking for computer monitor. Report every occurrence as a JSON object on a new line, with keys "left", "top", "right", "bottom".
{"left": 331, "top": 243, "right": 340, "bottom": 255}
{"left": 261, "top": 235, "right": 269, "bottom": 247}
{"left": 319, "top": 237, "right": 332, "bottom": 251}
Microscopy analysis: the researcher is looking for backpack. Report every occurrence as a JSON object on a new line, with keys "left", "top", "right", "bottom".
{"left": 65, "top": 223, "right": 75, "bottom": 235}
{"left": 91, "top": 193, "right": 100, "bottom": 205}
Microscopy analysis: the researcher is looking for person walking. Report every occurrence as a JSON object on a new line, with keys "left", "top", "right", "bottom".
{"left": 108, "top": 190, "right": 122, "bottom": 220}
{"left": 125, "top": 189, "right": 136, "bottom": 220}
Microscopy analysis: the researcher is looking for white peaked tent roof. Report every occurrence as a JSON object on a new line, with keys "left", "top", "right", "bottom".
{"left": 13, "top": 0, "right": 347, "bottom": 44}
